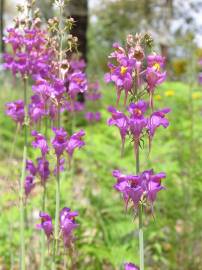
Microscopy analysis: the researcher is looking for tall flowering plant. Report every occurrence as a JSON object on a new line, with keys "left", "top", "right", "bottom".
{"left": 4, "top": 0, "right": 87, "bottom": 269}
{"left": 105, "top": 34, "right": 170, "bottom": 269}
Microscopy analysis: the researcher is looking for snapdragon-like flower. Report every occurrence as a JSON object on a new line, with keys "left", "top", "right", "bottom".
{"left": 124, "top": 262, "right": 139, "bottom": 270}
{"left": 4, "top": 27, "right": 53, "bottom": 78}
{"left": 85, "top": 81, "right": 102, "bottom": 101}
{"left": 51, "top": 128, "right": 68, "bottom": 157}
{"left": 147, "top": 108, "right": 170, "bottom": 147}
{"left": 66, "top": 101, "right": 85, "bottom": 112}
{"left": 146, "top": 55, "right": 166, "bottom": 107}
{"left": 60, "top": 207, "right": 78, "bottom": 248}
{"left": 70, "top": 58, "right": 86, "bottom": 71}
{"left": 24, "top": 175, "right": 35, "bottom": 196}
{"left": 37, "top": 212, "right": 53, "bottom": 239}
{"left": 29, "top": 95, "right": 45, "bottom": 123}
{"left": 113, "top": 169, "right": 166, "bottom": 209}
{"left": 32, "top": 78, "right": 54, "bottom": 99}
{"left": 105, "top": 57, "right": 136, "bottom": 105}
{"left": 106, "top": 39, "right": 167, "bottom": 107}
{"left": 37, "top": 158, "right": 50, "bottom": 184}
{"left": 108, "top": 106, "right": 129, "bottom": 153}
{"left": 128, "top": 101, "right": 148, "bottom": 155}
{"left": 31, "top": 131, "right": 49, "bottom": 157}
{"left": 67, "top": 71, "right": 87, "bottom": 99}
{"left": 85, "top": 112, "right": 101, "bottom": 122}
{"left": 26, "top": 160, "right": 37, "bottom": 176}
{"left": 5, "top": 100, "right": 25, "bottom": 125}
{"left": 66, "top": 130, "right": 85, "bottom": 159}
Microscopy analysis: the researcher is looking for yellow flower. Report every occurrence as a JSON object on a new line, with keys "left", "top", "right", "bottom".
{"left": 192, "top": 91, "right": 202, "bottom": 100}
{"left": 165, "top": 90, "right": 175, "bottom": 97}
{"left": 155, "top": 94, "right": 162, "bottom": 100}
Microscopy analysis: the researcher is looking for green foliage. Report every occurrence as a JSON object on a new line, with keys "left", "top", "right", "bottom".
{"left": 0, "top": 75, "right": 202, "bottom": 269}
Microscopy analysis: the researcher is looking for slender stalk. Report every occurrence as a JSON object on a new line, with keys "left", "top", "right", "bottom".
{"left": 20, "top": 77, "right": 28, "bottom": 270}
{"left": 138, "top": 203, "right": 144, "bottom": 270}
{"left": 53, "top": 2, "right": 65, "bottom": 268}
{"left": 40, "top": 112, "right": 48, "bottom": 270}
{"left": 52, "top": 106, "right": 61, "bottom": 269}
{"left": 40, "top": 183, "right": 46, "bottom": 270}
{"left": 136, "top": 146, "right": 144, "bottom": 270}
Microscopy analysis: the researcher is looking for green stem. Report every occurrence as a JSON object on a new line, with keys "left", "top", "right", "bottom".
{"left": 138, "top": 204, "right": 144, "bottom": 270}
{"left": 135, "top": 146, "right": 144, "bottom": 270}
{"left": 40, "top": 184, "right": 47, "bottom": 270}
{"left": 52, "top": 2, "right": 64, "bottom": 269}
{"left": 20, "top": 77, "right": 28, "bottom": 270}
{"left": 40, "top": 108, "right": 49, "bottom": 270}
{"left": 52, "top": 106, "right": 61, "bottom": 269}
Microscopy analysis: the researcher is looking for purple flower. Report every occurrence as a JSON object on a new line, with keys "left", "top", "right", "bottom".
{"left": 66, "top": 130, "right": 85, "bottom": 159}
{"left": 105, "top": 57, "right": 136, "bottom": 105}
{"left": 37, "top": 212, "right": 53, "bottom": 239}
{"left": 26, "top": 160, "right": 37, "bottom": 176}
{"left": 147, "top": 55, "right": 165, "bottom": 68}
{"left": 147, "top": 108, "right": 170, "bottom": 148}
{"left": 113, "top": 169, "right": 165, "bottom": 209}
{"left": 85, "top": 112, "right": 95, "bottom": 122}
{"left": 109, "top": 42, "right": 126, "bottom": 60}
{"left": 67, "top": 71, "right": 87, "bottom": 99}
{"left": 108, "top": 106, "right": 129, "bottom": 154}
{"left": 24, "top": 175, "right": 35, "bottom": 196}
{"left": 32, "top": 79, "right": 54, "bottom": 100}
{"left": 37, "top": 158, "right": 50, "bottom": 184}
{"left": 70, "top": 58, "right": 86, "bottom": 71}
{"left": 51, "top": 128, "right": 67, "bottom": 157}
{"left": 128, "top": 101, "right": 148, "bottom": 155}
{"left": 65, "top": 101, "right": 85, "bottom": 112}
{"left": 85, "top": 112, "right": 101, "bottom": 123}
{"left": 60, "top": 207, "right": 78, "bottom": 247}
{"left": 5, "top": 100, "right": 24, "bottom": 124}
{"left": 4, "top": 27, "right": 54, "bottom": 77}
{"left": 29, "top": 95, "right": 45, "bottom": 123}
{"left": 124, "top": 263, "right": 139, "bottom": 270}
{"left": 146, "top": 55, "right": 166, "bottom": 107}
{"left": 94, "top": 112, "right": 101, "bottom": 122}
{"left": 146, "top": 67, "right": 166, "bottom": 92}
{"left": 54, "top": 158, "right": 65, "bottom": 176}
{"left": 199, "top": 73, "right": 202, "bottom": 84}
{"left": 85, "top": 81, "right": 102, "bottom": 101}
{"left": 31, "top": 131, "right": 49, "bottom": 157}
{"left": 52, "top": 78, "right": 66, "bottom": 102}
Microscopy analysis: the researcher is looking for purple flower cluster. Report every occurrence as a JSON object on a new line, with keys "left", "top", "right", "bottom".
{"left": 108, "top": 100, "right": 170, "bottom": 154}
{"left": 25, "top": 128, "right": 85, "bottom": 196}
{"left": 85, "top": 81, "right": 102, "bottom": 123}
{"left": 105, "top": 41, "right": 166, "bottom": 106}
{"left": 5, "top": 100, "right": 25, "bottom": 125}
{"left": 52, "top": 128, "right": 85, "bottom": 159}
{"left": 113, "top": 169, "right": 165, "bottom": 209}
{"left": 65, "top": 101, "right": 84, "bottom": 112}
{"left": 85, "top": 112, "right": 101, "bottom": 123}
{"left": 85, "top": 81, "right": 102, "bottom": 101}
{"left": 106, "top": 35, "right": 170, "bottom": 269}
{"left": 4, "top": 27, "right": 53, "bottom": 78}
{"left": 24, "top": 131, "right": 50, "bottom": 196}
{"left": 37, "top": 207, "right": 78, "bottom": 247}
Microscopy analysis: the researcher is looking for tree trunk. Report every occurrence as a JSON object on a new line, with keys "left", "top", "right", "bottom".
{"left": 65, "top": 0, "right": 88, "bottom": 63}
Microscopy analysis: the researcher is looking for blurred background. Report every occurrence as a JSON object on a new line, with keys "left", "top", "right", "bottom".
{"left": 1, "top": 0, "right": 202, "bottom": 269}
